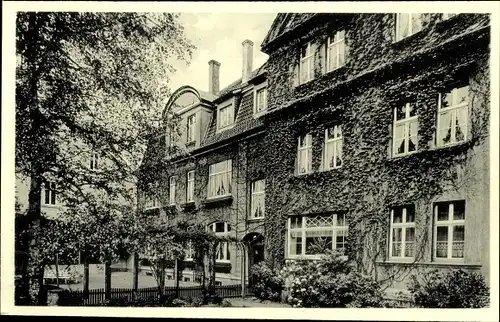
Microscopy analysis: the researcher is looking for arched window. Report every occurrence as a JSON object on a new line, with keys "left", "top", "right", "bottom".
{"left": 208, "top": 222, "right": 231, "bottom": 262}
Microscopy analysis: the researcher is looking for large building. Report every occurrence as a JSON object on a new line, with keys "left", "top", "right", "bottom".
{"left": 139, "top": 40, "right": 269, "bottom": 284}
{"left": 141, "top": 12, "right": 491, "bottom": 291}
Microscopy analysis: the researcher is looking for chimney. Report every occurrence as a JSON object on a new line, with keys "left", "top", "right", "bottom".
{"left": 208, "top": 60, "right": 220, "bottom": 95}
{"left": 241, "top": 39, "right": 254, "bottom": 84}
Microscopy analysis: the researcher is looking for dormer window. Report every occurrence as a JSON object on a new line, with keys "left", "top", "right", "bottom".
{"left": 299, "top": 42, "right": 314, "bottom": 84}
{"left": 186, "top": 113, "right": 196, "bottom": 143}
{"left": 217, "top": 100, "right": 235, "bottom": 131}
{"left": 253, "top": 83, "right": 267, "bottom": 117}
{"left": 395, "top": 13, "right": 423, "bottom": 41}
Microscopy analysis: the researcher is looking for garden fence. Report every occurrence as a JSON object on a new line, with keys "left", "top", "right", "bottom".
{"left": 57, "top": 284, "right": 254, "bottom": 306}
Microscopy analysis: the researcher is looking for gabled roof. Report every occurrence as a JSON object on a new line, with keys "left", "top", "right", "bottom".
{"left": 261, "top": 13, "right": 318, "bottom": 53}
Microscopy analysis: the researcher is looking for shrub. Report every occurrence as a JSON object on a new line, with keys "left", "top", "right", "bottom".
{"left": 250, "top": 261, "right": 285, "bottom": 302}
{"left": 407, "top": 269, "right": 490, "bottom": 308}
{"left": 280, "top": 251, "right": 384, "bottom": 308}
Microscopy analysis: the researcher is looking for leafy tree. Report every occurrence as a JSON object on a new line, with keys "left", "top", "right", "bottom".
{"left": 15, "top": 12, "right": 194, "bottom": 305}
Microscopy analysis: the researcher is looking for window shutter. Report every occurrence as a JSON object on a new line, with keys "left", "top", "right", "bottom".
{"left": 318, "top": 40, "right": 327, "bottom": 75}
{"left": 310, "top": 41, "right": 318, "bottom": 79}
{"left": 292, "top": 63, "right": 299, "bottom": 88}
{"left": 344, "top": 32, "right": 351, "bottom": 64}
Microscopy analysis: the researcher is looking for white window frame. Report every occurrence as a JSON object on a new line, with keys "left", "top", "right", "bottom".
{"left": 210, "top": 222, "right": 231, "bottom": 263}
{"left": 144, "top": 195, "right": 161, "bottom": 210}
{"left": 299, "top": 42, "right": 314, "bottom": 84}
{"left": 297, "top": 133, "right": 312, "bottom": 175}
{"left": 326, "top": 30, "right": 346, "bottom": 72}
{"left": 43, "top": 182, "right": 57, "bottom": 206}
{"left": 169, "top": 176, "right": 176, "bottom": 205}
{"left": 433, "top": 201, "right": 466, "bottom": 261}
{"left": 217, "top": 98, "right": 235, "bottom": 132}
{"left": 250, "top": 179, "right": 265, "bottom": 219}
{"left": 287, "top": 213, "right": 348, "bottom": 259}
{"left": 393, "top": 103, "right": 419, "bottom": 157}
{"left": 208, "top": 160, "right": 232, "bottom": 199}
{"left": 395, "top": 13, "right": 424, "bottom": 42}
{"left": 90, "top": 151, "right": 99, "bottom": 170}
{"left": 186, "top": 113, "right": 196, "bottom": 143}
{"left": 253, "top": 82, "right": 268, "bottom": 118}
{"left": 436, "top": 85, "right": 469, "bottom": 147}
{"left": 323, "top": 125, "right": 343, "bottom": 170}
{"left": 186, "top": 170, "right": 195, "bottom": 202}
{"left": 389, "top": 206, "right": 416, "bottom": 259}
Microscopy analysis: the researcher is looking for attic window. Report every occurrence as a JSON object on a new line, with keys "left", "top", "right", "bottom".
{"left": 253, "top": 82, "right": 268, "bottom": 117}
{"left": 217, "top": 100, "right": 235, "bottom": 131}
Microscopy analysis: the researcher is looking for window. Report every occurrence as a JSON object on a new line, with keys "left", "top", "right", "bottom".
{"left": 389, "top": 205, "right": 416, "bottom": 259}
{"left": 144, "top": 196, "right": 161, "bottom": 210}
{"left": 186, "top": 114, "right": 196, "bottom": 143}
{"left": 288, "top": 213, "right": 348, "bottom": 258}
{"left": 169, "top": 176, "right": 176, "bottom": 205}
{"left": 43, "top": 182, "right": 57, "bottom": 205}
{"left": 297, "top": 134, "right": 312, "bottom": 175}
{"left": 218, "top": 103, "right": 234, "bottom": 130}
{"left": 209, "top": 222, "right": 231, "bottom": 262}
{"left": 323, "top": 125, "right": 343, "bottom": 170}
{"left": 90, "top": 151, "right": 99, "bottom": 170}
{"left": 434, "top": 201, "right": 465, "bottom": 260}
{"left": 436, "top": 85, "right": 469, "bottom": 147}
{"left": 327, "top": 30, "right": 346, "bottom": 72}
{"left": 208, "top": 160, "right": 232, "bottom": 198}
{"left": 442, "top": 13, "right": 457, "bottom": 20}
{"left": 393, "top": 103, "right": 418, "bottom": 156}
{"left": 186, "top": 171, "right": 195, "bottom": 202}
{"left": 299, "top": 42, "right": 314, "bottom": 84}
{"left": 254, "top": 86, "right": 267, "bottom": 115}
{"left": 250, "top": 180, "right": 265, "bottom": 219}
{"left": 395, "top": 13, "right": 423, "bottom": 41}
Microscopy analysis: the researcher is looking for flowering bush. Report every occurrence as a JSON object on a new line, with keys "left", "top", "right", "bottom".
{"left": 250, "top": 262, "right": 285, "bottom": 302}
{"left": 280, "top": 251, "right": 384, "bottom": 308}
{"left": 407, "top": 269, "right": 490, "bottom": 308}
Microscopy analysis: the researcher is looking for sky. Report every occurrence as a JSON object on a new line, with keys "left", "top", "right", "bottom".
{"left": 168, "top": 13, "right": 277, "bottom": 94}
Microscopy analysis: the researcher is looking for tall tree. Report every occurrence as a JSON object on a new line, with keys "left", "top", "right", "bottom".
{"left": 15, "top": 12, "right": 194, "bottom": 304}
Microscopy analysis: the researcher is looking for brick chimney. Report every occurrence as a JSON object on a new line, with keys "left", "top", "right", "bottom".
{"left": 208, "top": 60, "right": 220, "bottom": 95}
{"left": 241, "top": 39, "right": 254, "bottom": 84}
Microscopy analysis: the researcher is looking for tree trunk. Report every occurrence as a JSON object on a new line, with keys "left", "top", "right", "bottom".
{"left": 159, "top": 258, "right": 165, "bottom": 296}
{"left": 104, "top": 258, "right": 111, "bottom": 300}
{"left": 25, "top": 163, "right": 45, "bottom": 305}
{"left": 174, "top": 258, "right": 179, "bottom": 298}
{"left": 55, "top": 254, "right": 59, "bottom": 288}
{"left": 83, "top": 254, "right": 89, "bottom": 299}
{"left": 132, "top": 253, "right": 139, "bottom": 293}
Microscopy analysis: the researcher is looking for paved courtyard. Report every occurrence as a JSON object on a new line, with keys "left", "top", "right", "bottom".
{"left": 47, "top": 271, "right": 199, "bottom": 290}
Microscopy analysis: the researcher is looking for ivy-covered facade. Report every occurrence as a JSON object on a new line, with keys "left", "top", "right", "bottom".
{"left": 139, "top": 41, "right": 269, "bottom": 285}
{"left": 260, "top": 13, "right": 490, "bottom": 291}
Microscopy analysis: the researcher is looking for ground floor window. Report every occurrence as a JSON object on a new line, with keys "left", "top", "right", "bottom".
{"left": 434, "top": 200, "right": 465, "bottom": 260}
{"left": 287, "top": 213, "right": 348, "bottom": 258}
